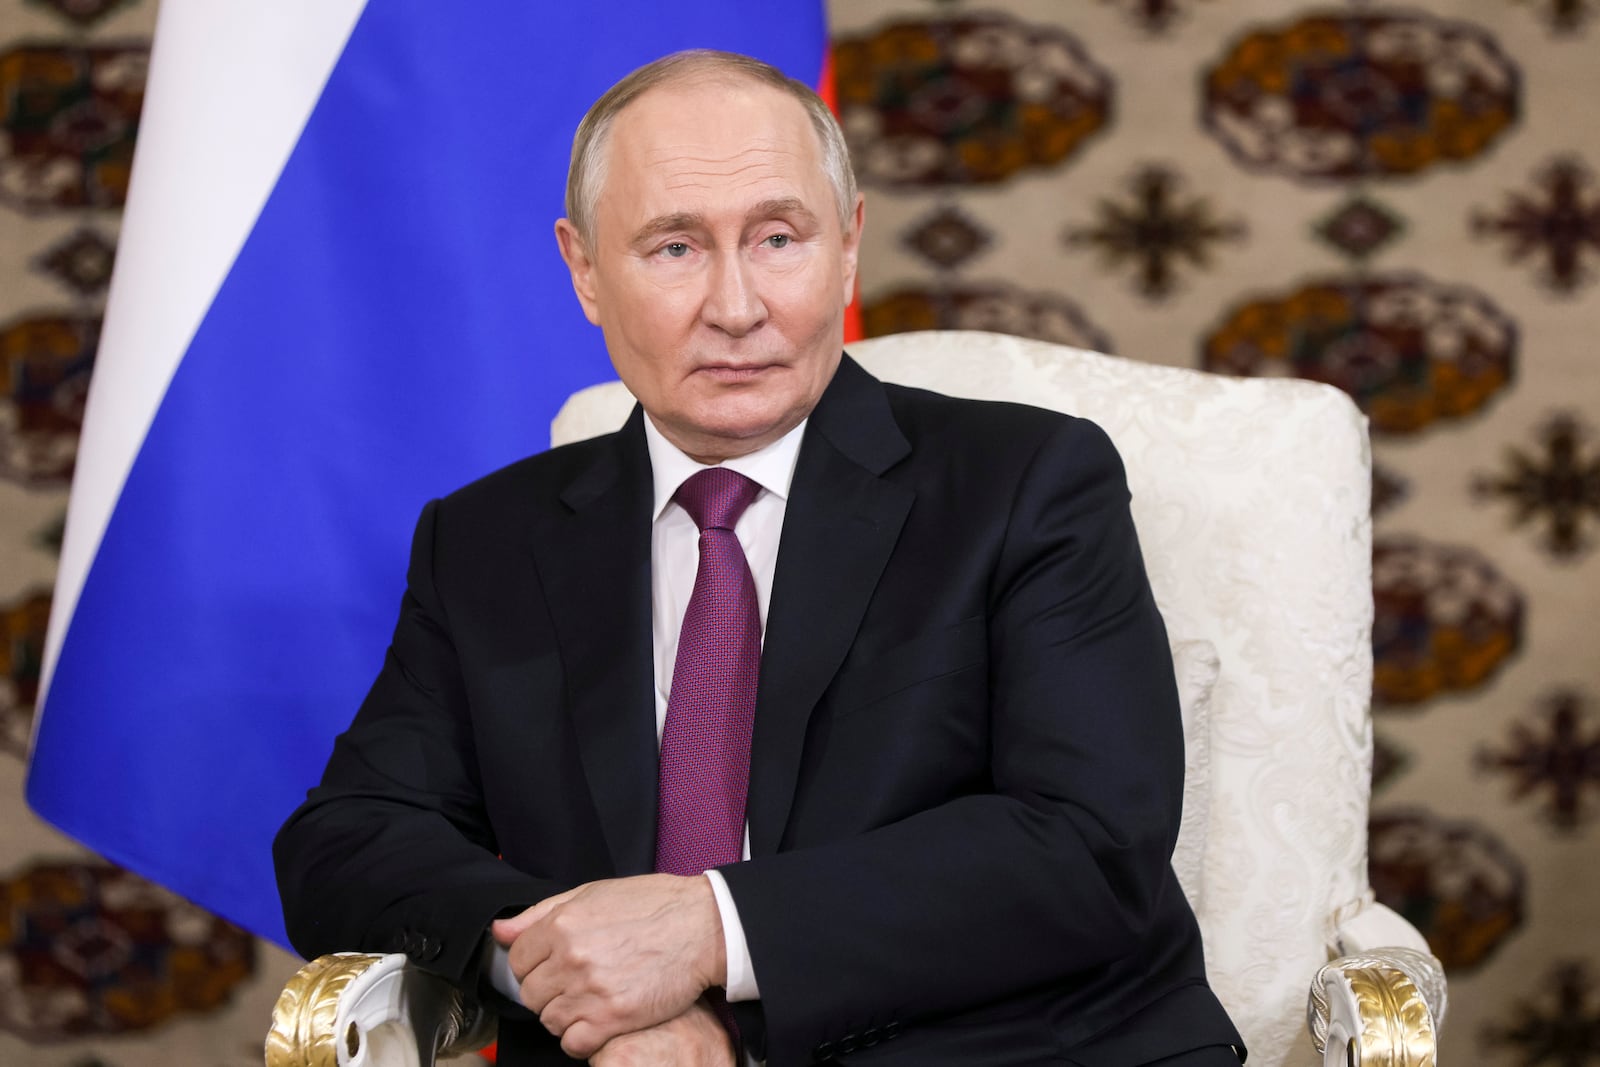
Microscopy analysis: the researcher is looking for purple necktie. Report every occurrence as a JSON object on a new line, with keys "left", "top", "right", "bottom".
{"left": 655, "top": 466, "right": 762, "bottom": 877}
{"left": 656, "top": 468, "right": 761, "bottom": 1049}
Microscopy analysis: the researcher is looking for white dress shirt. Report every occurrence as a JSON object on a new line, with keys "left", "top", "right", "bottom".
{"left": 487, "top": 415, "right": 806, "bottom": 1016}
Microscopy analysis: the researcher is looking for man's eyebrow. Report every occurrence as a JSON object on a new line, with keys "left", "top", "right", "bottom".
{"left": 628, "top": 200, "right": 822, "bottom": 246}
{"left": 750, "top": 197, "right": 819, "bottom": 227}
{"left": 630, "top": 212, "right": 705, "bottom": 245}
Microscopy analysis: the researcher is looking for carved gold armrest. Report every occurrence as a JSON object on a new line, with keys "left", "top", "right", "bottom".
{"left": 265, "top": 952, "right": 495, "bottom": 1067}
{"left": 1307, "top": 948, "right": 1446, "bottom": 1067}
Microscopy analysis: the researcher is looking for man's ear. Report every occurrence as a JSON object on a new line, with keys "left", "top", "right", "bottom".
{"left": 840, "top": 194, "right": 865, "bottom": 306}
{"left": 555, "top": 218, "right": 602, "bottom": 326}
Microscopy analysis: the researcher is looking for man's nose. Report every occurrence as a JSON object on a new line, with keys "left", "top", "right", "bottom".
{"left": 701, "top": 251, "right": 767, "bottom": 336}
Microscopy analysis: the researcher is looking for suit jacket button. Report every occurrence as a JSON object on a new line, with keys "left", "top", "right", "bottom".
{"left": 812, "top": 1041, "right": 835, "bottom": 1060}
{"left": 420, "top": 936, "right": 441, "bottom": 961}
{"left": 837, "top": 1035, "right": 859, "bottom": 1054}
{"left": 884, "top": 1020, "right": 902, "bottom": 1039}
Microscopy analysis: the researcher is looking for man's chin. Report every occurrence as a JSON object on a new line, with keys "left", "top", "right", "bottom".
{"left": 672, "top": 408, "right": 804, "bottom": 462}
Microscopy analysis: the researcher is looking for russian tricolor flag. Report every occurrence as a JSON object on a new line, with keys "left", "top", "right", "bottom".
{"left": 27, "top": 1, "right": 831, "bottom": 947}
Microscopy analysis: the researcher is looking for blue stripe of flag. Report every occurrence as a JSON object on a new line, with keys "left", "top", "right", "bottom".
{"left": 29, "top": 0, "right": 828, "bottom": 945}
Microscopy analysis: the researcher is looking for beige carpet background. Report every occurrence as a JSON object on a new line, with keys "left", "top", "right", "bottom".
{"left": 2, "top": 0, "right": 1597, "bottom": 1062}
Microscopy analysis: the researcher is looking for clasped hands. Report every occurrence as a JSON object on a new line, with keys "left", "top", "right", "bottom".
{"left": 491, "top": 873, "right": 735, "bottom": 1065}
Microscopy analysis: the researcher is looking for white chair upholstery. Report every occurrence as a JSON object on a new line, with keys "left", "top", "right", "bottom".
{"left": 268, "top": 330, "right": 1444, "bottom": 1066}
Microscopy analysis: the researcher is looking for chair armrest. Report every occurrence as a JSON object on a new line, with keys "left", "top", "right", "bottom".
{"left": 1306, "top": 947, "right": 1444, "bottom": 1067}
{"left": 264, "top": 952, "right": 495, "bottom": 1067}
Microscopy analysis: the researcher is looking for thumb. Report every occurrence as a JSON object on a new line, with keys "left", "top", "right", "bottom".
{"left": 489, "top": 905, "right": 540, "bottom": 945}
{"left": 489, "top": 887, "right": 576, "bottom": 945}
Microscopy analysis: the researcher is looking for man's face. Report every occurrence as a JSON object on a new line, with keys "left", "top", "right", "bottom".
{"left": 556, "top": 76, "right": 863, "bottom": 463}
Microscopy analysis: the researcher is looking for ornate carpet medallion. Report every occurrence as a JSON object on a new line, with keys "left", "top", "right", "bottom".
{"left": 863, "top": 282, "right": 1113, "bottom": 352}
{"left": 0, "top": 312, "right": 99, "bottom": 486}
{"left": 1201, "top": 274, "right": 1517, "bottom": 435}
{"left": 834, "top": 14, "right": 1113, "bottom": 188}
{"left": 1202, "top": 11, "right": 1520, "bottom": 182}
{"left": 1371, "top": 535, "right": 1524, "bottom": 708}
{"left": 1369, "top": 809, "right": 1526, "bottom": 972}
{"left": 0, "top": 861, "right": 256, "bottom": 1040}
{"left": 0, "top": 43, "right": 147, "bottom": 211}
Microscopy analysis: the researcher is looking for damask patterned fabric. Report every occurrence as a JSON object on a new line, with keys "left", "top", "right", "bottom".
{"left": 1, "top": 0, "right": 1596, "bottom": 1063}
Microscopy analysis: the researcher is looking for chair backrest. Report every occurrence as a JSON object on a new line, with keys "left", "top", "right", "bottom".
{"left": 551, "top": 329, "right": 1376, "bottom": 1063}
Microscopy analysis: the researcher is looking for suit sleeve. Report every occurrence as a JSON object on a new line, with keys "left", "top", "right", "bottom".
{"left": 273, "top": 499, "right": 559, "bottom": 990}
{"left": 718, "top": 418, "right": 1187, "bottom": 1058}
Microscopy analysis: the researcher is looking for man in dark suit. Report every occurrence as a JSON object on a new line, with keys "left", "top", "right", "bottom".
{"left": 274, "top": 49, "right": 1243, "bottom": 1066}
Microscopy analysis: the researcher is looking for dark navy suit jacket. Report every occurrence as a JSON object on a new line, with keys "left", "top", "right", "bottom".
{"left": 275, "top": 354, "right": 1243, "bottom": 1065}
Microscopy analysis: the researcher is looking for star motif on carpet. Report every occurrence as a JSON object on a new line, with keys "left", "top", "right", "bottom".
{"left": 1471, "top": 157, "right": 1600, "bottom": 294}
{"left": 33, "top": 227, "right": 116, "bottom": 299}
{"left": 1372, "top": 463, "right": 1410, "bottom": 518}
{"left": 23, "top": 0, "right": 137, "bottom": 28}
{"left": 902, "top": 204, "right": 991, "bottom": 271}
{"left": 1482, "top": 959, "right": 1600, "bottom": 1062}
{"left": 1062, "top": 164, "right": 1245, "bottom": 300}
{"left": 1473, "top": 412, "right": 1600, "bottom": 560}
{"left": 1478, "top": 689, "right": 1600, "bottom": 831}
{"left": 0, "top": 590, "right": 51, "bottom": 759}
{"left": 1513, "top": 0, "right": 1599, "bottom": 34}
{"left": 1371, "top": 732, "right": 1410, "bottom": 793}
{"left": 34, "top": 511, "right": 65, "bottom": 556}
{"left": 1316, "top": 196, "right": 1406, "bottom": 262}
{"left": 1098, "top": 0, "right": 1207, "bottom": 33}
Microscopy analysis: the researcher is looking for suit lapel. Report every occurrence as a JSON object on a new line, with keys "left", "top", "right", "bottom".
{"left": 747, "top": 356, "right": 913, "bottom": 856}
{"left": 531, "top": 408, "right": 659, "bottom": 876}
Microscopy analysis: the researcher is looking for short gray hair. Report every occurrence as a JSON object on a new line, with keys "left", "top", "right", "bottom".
{"left": 565, "top": 49, "right": 857, "bottom": 248}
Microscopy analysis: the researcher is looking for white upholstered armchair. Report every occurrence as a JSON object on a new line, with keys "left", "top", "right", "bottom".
{"left": 266, "top": 330, "right": 1445, "bottom": 1066}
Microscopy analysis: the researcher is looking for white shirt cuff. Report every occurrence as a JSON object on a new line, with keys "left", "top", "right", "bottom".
{"left": 484, "top": 937, "right": 522, "bottom": 1004}
{"left": 705, "top": 870, "right": 760, "bottom": 1002}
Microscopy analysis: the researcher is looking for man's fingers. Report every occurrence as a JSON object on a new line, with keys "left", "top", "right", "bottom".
{"left": 490, "top": 886, "right": 579, "bottom": 946}
{"left": 559, "top": 1019, "right": 606, "bottom": 1060}
{"left": 536, "top": 993, "right": 618, "bottom": 1060}
{"left": 518, "top": 965, "right": 561, "bottom": 1016}
{"left": 497, "top": 874, "right": 714, "bottom": 1039}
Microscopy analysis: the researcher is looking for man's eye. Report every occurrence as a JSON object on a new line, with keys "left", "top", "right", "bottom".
{"left": 662, "top": 242, "right": 690, "bottom": 258}
{"left": 766, "top": 233, "right": 791, "bottom": 248}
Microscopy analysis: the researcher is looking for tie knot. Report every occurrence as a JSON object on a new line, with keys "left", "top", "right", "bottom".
{"left": 675, "top": 467, "right": 761, "bottom": 532}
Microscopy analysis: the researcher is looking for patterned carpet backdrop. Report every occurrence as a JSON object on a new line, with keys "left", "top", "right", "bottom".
{"left": 1, "top": 0, "right": 1596, "bottom": 1062}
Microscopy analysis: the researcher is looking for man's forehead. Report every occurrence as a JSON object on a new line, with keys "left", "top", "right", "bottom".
{"left": 599, "top": 78, "right": 826, "bottom": 214}
{"left": 611, "top": 76, "right": 812, "bottom": 153}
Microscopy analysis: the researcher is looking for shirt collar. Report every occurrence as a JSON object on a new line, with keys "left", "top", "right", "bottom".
{"left": 644, "top": 415, "right": 807, "bottom": 522}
